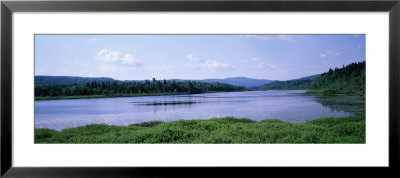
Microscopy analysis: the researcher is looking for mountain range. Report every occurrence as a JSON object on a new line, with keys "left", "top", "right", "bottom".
{"left": 35, "top": 76, "right": 274, "bottom": 89}
{"left": 168, "top": 77, "right": 273, "bottom": 89}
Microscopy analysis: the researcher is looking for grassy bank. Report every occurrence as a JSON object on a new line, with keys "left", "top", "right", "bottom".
{"left": 35, "top": 114, "right": 365, "bottom": 144}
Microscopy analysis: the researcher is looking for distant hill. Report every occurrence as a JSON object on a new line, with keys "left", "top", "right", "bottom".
{"left": 260, "top": 74, "right": 320, "bottom": 90}
{"left": 35, "top": 76, "right": 272, "bottom": 89}
{"left": 170, "top": 77, "right": 273, "bottom": 89}
{"left": 35, "top": 76, "right": 117, "bottom": 86}
{"left": 296, "top": 74, "right": 320, "bottom": 81}
{"left": 200, "top": 77, "right": 273, "bottom": 89}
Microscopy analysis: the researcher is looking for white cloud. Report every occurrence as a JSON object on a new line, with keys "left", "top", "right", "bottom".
{"left": 95, "top": 49, "right": 143, "bottom": 67}
{"left": 186, "top": 54, "right": 230, "bottom": 70}
{"left": 121, "top": 54, "right": 143, "bottom": 66}
{"left": 247, "top": 57, "right": 277, "bottom": 69}
{"left": 187, "top": 54, "right": 200, "bottom": 62}
{"left": 89, "top": 37, "right": 96, "bottom": 42}
{"left": 202, "top": 60, "right": 230, "bottom": 69}
{"left": 242, "top": 35, "right": 272, "bottom": 40}
{"left": 95, "top": 49, "right": 122, "bottom": 62}
{"left": 276, "top": 35, "right": 294, "bottom": 41}
{"left": 257, "top": 62, "right": 277, "bottom": 69}
{"left": 320, "top": 50, "right": 340, "bottom": 58}
{"left": 238, "top": 35, "right": 294, "bottom": 41}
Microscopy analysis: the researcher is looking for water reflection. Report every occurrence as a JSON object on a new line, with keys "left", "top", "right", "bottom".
{"left": 35, "top": 90, "right": 364, "bottom": 131}
{"left": 135, "top": 101, "right": 200, "bottom": 106}
{"left": 313, "top": 95, "right": 365, "bottom": 114}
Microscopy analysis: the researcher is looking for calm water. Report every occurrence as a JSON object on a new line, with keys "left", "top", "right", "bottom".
{"left": 35, "top": 90, "right": 365, "bottom": 131}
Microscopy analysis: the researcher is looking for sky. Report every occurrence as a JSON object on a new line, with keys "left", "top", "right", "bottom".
{"left": 35, "top": 34, "right": 365, "bottom": 81}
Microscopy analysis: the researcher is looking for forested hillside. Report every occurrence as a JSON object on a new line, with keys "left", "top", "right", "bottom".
{"left": 35, "top": 78, "right": 246, "bottom": 99}
{"left": 260, "top": 61, "right": 365, "bottom": 97}
{"left": 35, "top": 76, "right": 116, "bottom": 86}
{"left": 200, "top": 77, "right": 272, "bottom": 89}
{"left": 36, "top": 76, "right": 272, "bottom": 89}
{"left": 260, "top": 74, "right": 319, "bottom": 90}
{"left": 310, "top": 61, "right": 365, "bottom": 96}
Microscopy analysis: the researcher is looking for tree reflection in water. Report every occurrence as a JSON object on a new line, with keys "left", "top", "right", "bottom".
{"left": 313, "top": 95, "right": 365, "bottom": 114}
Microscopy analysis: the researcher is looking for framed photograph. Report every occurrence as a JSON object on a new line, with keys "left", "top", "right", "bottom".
{"left": 1, "top": 0, "right": 399, "bottom": 177}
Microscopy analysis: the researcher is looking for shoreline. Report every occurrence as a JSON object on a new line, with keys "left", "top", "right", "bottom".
{"left": 34, "top": 90, "right": 249, "bottom": 101}
{"left": 35, "top": 92, "right": 190, "bottom": 101}
{"left": 34, "top": 89, "right": 324, "bottom": 101}
{"left": 35, "top": 114, "right": 365, "bottom": 144}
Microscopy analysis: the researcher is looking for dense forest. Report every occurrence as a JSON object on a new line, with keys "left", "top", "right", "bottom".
{"left": 35, "top": 76, "right": 116, "bottom": 87}
{"left": 259, "top": 79, "right": 312, "bottom": 90}
{"left": 259, "top": 74, "right": 319, "bottom": 90}
{"left": 261, "top": 61, "right": 365, "bottom": 97}
{"left": 35, "top": 76, "right": 272, "bottom": 89}
{"left": 35, "top": 78, "right": 247, "bottom": 99}
{"left": 310, "top": 61, "right": 365, "bottom": 96}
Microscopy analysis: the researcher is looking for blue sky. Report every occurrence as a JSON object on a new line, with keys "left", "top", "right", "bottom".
{"left": 35, "top": 34, "right": 365, "bottom": 81}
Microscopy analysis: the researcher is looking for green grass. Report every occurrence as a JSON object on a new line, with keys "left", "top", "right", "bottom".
{"left": 35, "top": 114, "right": 365, "bottom": 144}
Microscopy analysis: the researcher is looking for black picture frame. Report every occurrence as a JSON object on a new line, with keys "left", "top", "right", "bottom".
{"left": 1, "top": 0, "right": 399, "bottom": 177}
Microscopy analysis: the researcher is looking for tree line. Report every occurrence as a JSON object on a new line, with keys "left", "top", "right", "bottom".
{"left": 310, "top": 61, "right": 365, "bottom": 96}
{"left": 259, "top": 79, "right": 312, "bottom": 90}
{"left": 260, "top": 61, "right": 366, "bottom": 97}
{"left": 35, "top": 78, "right": 247, "bottom": 97}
